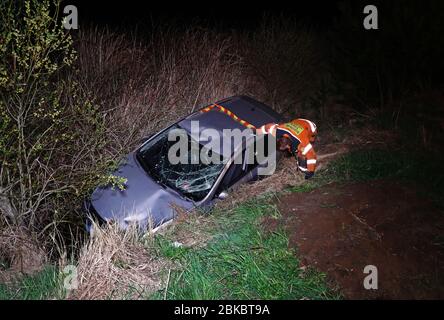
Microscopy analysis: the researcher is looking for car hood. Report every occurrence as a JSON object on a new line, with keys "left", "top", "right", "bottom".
{"left": 89, "top": 153, "right": 194, "bottom": 230}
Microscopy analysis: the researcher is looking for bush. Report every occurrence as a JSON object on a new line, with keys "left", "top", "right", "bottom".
{"left": 0, "top": 0, "right": 110, "bottom": 261}
{"left": 0, "top": 0, "right": 77, "bottom": 227}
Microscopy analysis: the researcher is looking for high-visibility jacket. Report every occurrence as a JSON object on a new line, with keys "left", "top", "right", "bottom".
{"left": 258, "top": 119, "right": 317, "bottom": 173}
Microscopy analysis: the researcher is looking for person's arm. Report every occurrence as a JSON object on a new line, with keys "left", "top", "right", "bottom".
{"left": 257, "top": 123, "right": 278, "bottom": 136}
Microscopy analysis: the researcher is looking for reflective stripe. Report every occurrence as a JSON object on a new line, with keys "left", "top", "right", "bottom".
{"left": 203, "top": 103, "right": 257, "bottom": 129}
{"left": 300, "top": 118, "right": 317, "bottom": 133}
{"left": 307, "top": 159, "right": 317, "bottom": 165}
{"left": 298, "top": 166, "right": 308, "bottom": 172}
{"left": 302, "top": 143, "right": 312, "bottom": 155}
{"left": 269, "top": 124, "right": 277, "bottom": 135}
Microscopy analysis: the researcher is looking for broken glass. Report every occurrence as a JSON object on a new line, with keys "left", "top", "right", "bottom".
{"left": 137, "top": 125, "right": 227, "bottom": 202}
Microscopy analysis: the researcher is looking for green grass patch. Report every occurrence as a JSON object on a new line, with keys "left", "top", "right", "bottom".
{"left": 334, "top": 149, "right": 440, "bottom": 183}
{"left": 0, "top": 266, "right": 61, "bottom": 300}
{"left": 151, "top": 199, "right": 337, "bottom": 300}
{"left": 287, "top": 182, "right": 319, "bottom": 193}
{"left": 304, "top": 148, "right": 444, "bottom": 207}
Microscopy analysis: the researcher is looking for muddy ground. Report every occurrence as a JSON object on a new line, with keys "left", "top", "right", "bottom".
{"left": 264, "top": 180, "right": 444, "bottom": 299}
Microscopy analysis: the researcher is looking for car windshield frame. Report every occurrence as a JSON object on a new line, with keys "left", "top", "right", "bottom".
{"left": 135, "top": 124, "right": 228, "bottom": 202}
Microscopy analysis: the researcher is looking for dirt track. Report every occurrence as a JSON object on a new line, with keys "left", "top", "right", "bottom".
{"left": 264, "top": 180, "right": 444, "bottom": 299}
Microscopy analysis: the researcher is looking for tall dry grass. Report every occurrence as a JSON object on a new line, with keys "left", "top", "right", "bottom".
{"left": 68, "top": 223, "right": 170, "bottom": 299}
{"left": 74, "top": 21, "right": 322, "bottom": 152}
{"left": 75, "top": 27, "right": 250, "bottom": 154}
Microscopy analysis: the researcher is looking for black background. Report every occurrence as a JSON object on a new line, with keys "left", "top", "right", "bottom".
{"left": 64, "top": 0, "right": 342, "bottom": 30}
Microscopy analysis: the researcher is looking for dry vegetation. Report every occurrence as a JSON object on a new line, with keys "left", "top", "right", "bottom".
{"left": 0, "top": 225, "right": 47, "bottom": 283}
{"left": 76, "top": 27, "right": 246, "bottom": 153}
{"left": 0, "top": 4, "right": 325, "bottom": 298}
{"left": 67, "top": 223, "right": 170, "bottom": 299}
{"left": 74, "top": 20, "right": 322, "bottom": 154}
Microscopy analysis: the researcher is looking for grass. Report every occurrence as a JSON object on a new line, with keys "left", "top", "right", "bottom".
{"left": 325, "top": 149, "right": 424, "bottom": 181}
{"left": 285, "top": 147, "right": 444, "bottom": 216}
{"left": 320, "top": 148, "right": 444, "bottom": 205}
{"left": 150, "top": 199, "right": 337, "bottom": 300}
{"left": 0, "top": 266, "right": 61, "bottom": 300}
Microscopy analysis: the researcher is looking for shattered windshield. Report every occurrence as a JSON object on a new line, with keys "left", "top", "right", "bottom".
{"left": 136, "top": 125, "right": 227, "bottom": 202}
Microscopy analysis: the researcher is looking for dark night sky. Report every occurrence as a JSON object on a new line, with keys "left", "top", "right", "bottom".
{"left": 65, "top": 0, "right": 342, "bottom": 30}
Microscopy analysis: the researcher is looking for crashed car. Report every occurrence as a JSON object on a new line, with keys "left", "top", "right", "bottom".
{"left": 84, "top": 95, "right": 284, "bottom": 232}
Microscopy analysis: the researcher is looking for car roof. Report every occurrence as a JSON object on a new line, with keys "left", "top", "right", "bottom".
{"left": 178, "top": 96, "right": 283, "bottom": 158}
{"left": 212, "top": 95, "right": 284, "bottom": 126}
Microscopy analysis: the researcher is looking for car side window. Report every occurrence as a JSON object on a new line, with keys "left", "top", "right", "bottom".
{"left": 217, "top": 158, "right": 241, "bottom": 193}
{"left": 215, "top": 133, "right": 274, "bottom": 197}
{"left": 216, "top": 147, "right": 254, "bottom": 194}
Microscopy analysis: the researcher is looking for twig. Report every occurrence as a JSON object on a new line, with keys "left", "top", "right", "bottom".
{"left": 164, "top": 268, "right": 171, "bottom": 300}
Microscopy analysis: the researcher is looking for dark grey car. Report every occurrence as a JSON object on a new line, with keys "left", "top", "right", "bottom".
{"left": 84, "top": 96, "right": 283, "bottom": 232}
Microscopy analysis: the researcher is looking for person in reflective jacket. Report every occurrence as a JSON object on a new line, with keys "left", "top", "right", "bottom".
{"left": 257, "top": 118, "right": 317, "bottom": 179}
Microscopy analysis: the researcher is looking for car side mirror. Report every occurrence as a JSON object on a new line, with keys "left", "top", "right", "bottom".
{"left": 217, "top": 191, "right": 229, "bottom": 200}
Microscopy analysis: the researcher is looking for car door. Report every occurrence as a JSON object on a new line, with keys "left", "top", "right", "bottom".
{"left": 212, "top": 134, "right": 279, "bottom": 199}
{"left": 215, "top": 144, "right": 256, "bottom": 196}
